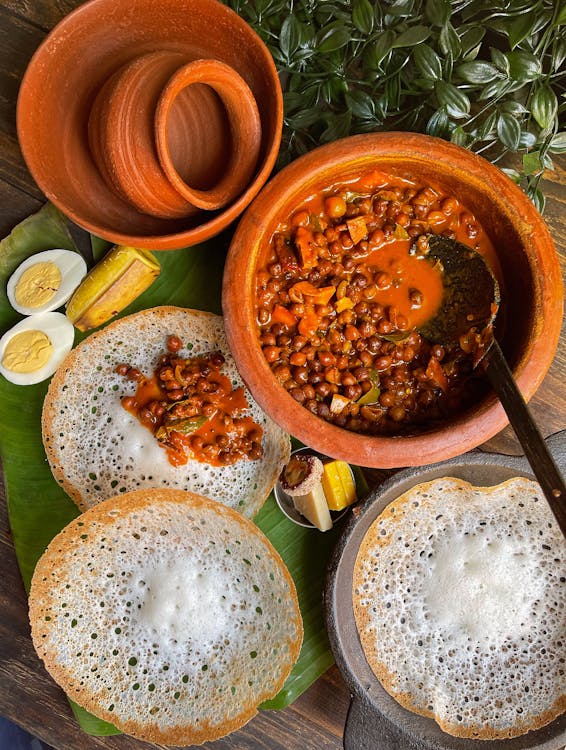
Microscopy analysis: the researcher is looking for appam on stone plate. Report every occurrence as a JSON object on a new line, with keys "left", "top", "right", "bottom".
{"left": 29, "top": 488, "right": 303, "bottom": 745}
{"left": 42, "top": 306, "right": 290, "bottom": 516}
{"left": 352, "top": 476, "right": 565, "bottom": 740}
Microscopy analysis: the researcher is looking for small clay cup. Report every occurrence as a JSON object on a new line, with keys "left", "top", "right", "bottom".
{"left": 88, "top": 51, "right": 222, "bottom": 219}
{"left": 155, "top": 59, "right": 262, "bottom": 211}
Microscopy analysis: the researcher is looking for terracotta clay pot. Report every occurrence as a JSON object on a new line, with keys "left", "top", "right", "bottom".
{"left": 222, "top": 133, "right": 563, "bottom": 469}
{"left": 17, "top": 0, "right": 282, "bottom": 250}
{"left": 155, "top": 59, "right": 262, "bottom": 211}
{"left": 88, "top": 51, "right": 199, "bottom": 219}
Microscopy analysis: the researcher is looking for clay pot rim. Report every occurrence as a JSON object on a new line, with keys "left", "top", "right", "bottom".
{"left": 222, "top": 132, "right": 564, "bottom": 468}
{"left": 155, "top": 58, "right": 262, "bottom": 211}
{"left": 16, "top": 0, "right": 283, "bottom": 251}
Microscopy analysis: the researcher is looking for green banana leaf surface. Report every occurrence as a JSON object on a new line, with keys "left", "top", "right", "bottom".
{"left": 0, "top": 204, "right": 362, "bottom": 736}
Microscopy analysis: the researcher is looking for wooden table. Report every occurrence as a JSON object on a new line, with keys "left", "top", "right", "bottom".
{"left": 0, "top": 2, "right": 564, "bottom": 749}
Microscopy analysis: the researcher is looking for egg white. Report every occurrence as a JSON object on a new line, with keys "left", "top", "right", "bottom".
{"left": 0, "top": 313, "right": 75, "bottom": 385}
{"left": 7, "top": 249, "right": 87, "bottom": 315}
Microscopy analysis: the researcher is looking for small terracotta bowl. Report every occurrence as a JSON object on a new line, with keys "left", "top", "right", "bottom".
{"left": 155, "top": 59, "right": 262, "bottom": 211}
{"left": 222, "top": 133, "right": 563, "bottom": 469}
{"left": 17, "top": 0, "right": 282, "bottom": 250}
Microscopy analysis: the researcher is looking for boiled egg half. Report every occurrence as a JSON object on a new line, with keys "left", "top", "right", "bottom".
{"left": 0, "top": 313, "right": 74, "bottom": 385}
{"left": 7, "top": 249, "right": 87, "bottom": 315}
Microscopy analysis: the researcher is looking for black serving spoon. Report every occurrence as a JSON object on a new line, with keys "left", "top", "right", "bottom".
{"left": 416, "top": 234, "right": 566, "bottom": 536}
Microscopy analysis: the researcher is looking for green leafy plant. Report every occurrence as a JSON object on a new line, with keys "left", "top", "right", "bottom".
{"left": 225, "top": 0, "right": 566, "bottom": 211}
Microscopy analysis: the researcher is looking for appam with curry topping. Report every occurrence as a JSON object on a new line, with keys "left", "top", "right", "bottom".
{"left": 42, "top": 307, "right": 290, "bottom": 516}
{"left": 352, "top": 476, "right": 565, "bottom": 740}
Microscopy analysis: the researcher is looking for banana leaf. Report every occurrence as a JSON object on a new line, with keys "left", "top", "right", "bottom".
{"left": 0, "top": 204, "right": 355, "bottom": 736}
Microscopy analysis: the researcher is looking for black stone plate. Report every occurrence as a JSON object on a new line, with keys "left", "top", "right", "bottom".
{"left": 324, "top": 431, "right": 566, "bottom": 750}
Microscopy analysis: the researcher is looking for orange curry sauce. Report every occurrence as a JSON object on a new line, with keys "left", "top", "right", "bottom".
{"left": 120, "top": 349, "right": 262, "bottom": 468}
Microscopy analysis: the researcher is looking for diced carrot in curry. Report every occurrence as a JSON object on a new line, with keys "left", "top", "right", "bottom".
{"left": 271, "top": 304, "right": 297, "bottom": 328}
{"left": 289, "top": 281, "right": 335, "bottom": 306}
{"left": 298, "top": 306, "right": 320, "bottom": 338}
{"left": 294, "top": 226, "right": 318, "bottom": 268}
{"left": 346, "top": 216, "right": 367, "bottom": 244}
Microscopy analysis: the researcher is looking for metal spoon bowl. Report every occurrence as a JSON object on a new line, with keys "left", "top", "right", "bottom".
{"left": 417, "top": 234, "right": 565, "bottom": 536}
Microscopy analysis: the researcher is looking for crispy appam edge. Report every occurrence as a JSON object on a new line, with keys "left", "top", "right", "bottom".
{"left": 29, "top": 488, "right": 303, "bottom": 745}
{"left": 41, "top": 306, "right": 289, "bottom": 515}
{"left": 351, "top": 476, "right": 566, "bottom": 741}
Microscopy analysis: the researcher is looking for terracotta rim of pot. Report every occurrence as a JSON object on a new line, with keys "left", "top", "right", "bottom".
{"left": 223, "top": 132, "right": 564, "bottom": 469}
{"left": 155, "top": 59, "right": 262, "bottom": 211}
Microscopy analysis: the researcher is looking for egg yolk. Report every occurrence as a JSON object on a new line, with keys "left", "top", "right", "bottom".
{"left": 14, "top": 261, "right": 62, "bottom": 309}
{"left": 1, "top": 330, "right": 53, "bottom": 373}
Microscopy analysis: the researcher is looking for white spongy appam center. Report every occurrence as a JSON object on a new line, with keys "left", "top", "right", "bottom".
{"left": 29, "top": 491, "right": 302, "bottom": 744}
{"left": 42, "top": 307, "right": 290, "bottom": 517}
{"left": 352, "top": 477, "right": 566, "bottom": 739}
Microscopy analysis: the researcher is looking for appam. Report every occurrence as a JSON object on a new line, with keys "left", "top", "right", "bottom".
{"left": 352, "top": 476, "right": 565, "bottom": 740}
{"left": 42, "top": 306, "right": 290, "bottom": 516}
{"left": 29, "top": 488, "right": 303, "bottom": 745}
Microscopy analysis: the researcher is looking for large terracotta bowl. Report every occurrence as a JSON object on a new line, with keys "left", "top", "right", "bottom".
{"left": 222, "top": 133, "right": 563, "bottom": 468}
{"left": 16, "top": 0, "right": 282, "bottom": 250}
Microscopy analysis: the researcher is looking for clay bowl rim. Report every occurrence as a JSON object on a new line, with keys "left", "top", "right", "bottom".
{"left": 16, "top": 0, "right": 282, "bottom": 251}
{"left": 155, "top": 58, "right": 262, "bottom": 211}
{"left": 222, "top": 132, "right": 563, "bottom": 469}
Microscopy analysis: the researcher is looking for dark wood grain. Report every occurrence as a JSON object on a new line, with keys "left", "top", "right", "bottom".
{"left": 0, "top": 2, "right": 564, "bottom": 749}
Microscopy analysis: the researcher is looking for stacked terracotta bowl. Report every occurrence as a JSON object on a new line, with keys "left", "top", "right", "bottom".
{"left": 17, "top": 0, "right": 283, "bottom": 250}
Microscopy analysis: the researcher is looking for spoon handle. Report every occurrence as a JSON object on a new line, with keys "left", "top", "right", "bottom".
{"left": 485, "top": 340, "right": 566, "bottom": 536}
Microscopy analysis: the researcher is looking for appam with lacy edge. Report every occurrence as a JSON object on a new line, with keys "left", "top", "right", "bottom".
{"left": 29, "top": 488, "right": 303, "bottom": 745}
{"left": 352, "top": 476, "right": 565, "bottom": 740}
{"left": 41, "top": 306, "right": 290, "bottom": 517}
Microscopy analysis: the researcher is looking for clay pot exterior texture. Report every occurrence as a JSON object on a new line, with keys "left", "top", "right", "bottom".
{"left": 17, "top": 0, "right": 282, "bottom": 250}
{"left": 222, "top": 133, "right": 564, "bottom": 469}
{"left": 155, "top": 59, "right": 262, "bottom": 211}
{"left": 88, "top": 51, "right": 199, "bottom": 219}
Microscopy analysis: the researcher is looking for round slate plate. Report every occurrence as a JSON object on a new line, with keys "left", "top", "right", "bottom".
{"left": 324, "top": 431, "right": 566, "bottom": 750}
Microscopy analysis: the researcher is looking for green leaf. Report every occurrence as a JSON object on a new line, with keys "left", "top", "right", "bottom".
{"left": 345, "top": 90, "right": 376, "bottom": 119}
{"left": 478, "top": 78, "right": 512, "bottom": 101}
{"left": 528, "top": 186, "right": 545, "bottom": 213}
{"left": 317, "top": 23, "right": 351, "bottom": 53}
{"left": 425, "top": 0, "right": 451, "bottom": 26}
{"left": 522, "top": 150, "right": 544, "bottom": 176}
{"left": 500, "top": 167, "right": 522, "bottom": 183}
{"left": 549, "top": 132, "right": 566, "bottom": 153}
{"left": 531, "top": 84, "right": 558, "bottom": 130}
{"left": 490, "top": 47, "right": 510, "bottom": 74}
{"left": 518, "top": 130, "right": 537, "bottom": 149}
{"left": 426, "top": 108, "right": 450, "bottom": 137}
{"left": 555, "top": 4, "right": 566, "bottom": 25}
{"left": 413, "top": 44, "right": 443, "bottom": 80}
{"left": 366, "top": 29, "right": 396, "bottom": 66}
{"left": 280, "top": 15, "right": 302, "bottom": 59}
{"left": 439, "top": 22, "right": 462, "bottom": 58}
{"left": 506, "top": 50, "right": 542, "bottom": 81}
{"left": 352, "top": 0, "right": 375, "bottom": 34}
{"left": 286, "top": 108, "right": 323, "bottom": 129}
{"left": 450, "top": 126, "right": 469, "bottom": 146}
{"left": 435, "top": 80, "right": 471, "bottom": 118}
{"left": 496, "top": 112, "right": 522, "bottom": 150}
{"left": 459, "top": 25, "right": 486, "bottom": 59}
{"left": 477, "top": 110, "right": 497, "bottom": 139}
{"left": 456, "top": 61, "right": 501, "bottom": 84}
{"left": 391, "top": 25, "right": 430, "bottom": 48}
{"left": 508, "top": 9, "right": 537, "bottom": 49}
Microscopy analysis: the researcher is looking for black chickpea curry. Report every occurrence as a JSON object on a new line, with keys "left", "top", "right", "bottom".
{"left": 255, "top": 170, "right": 498, "bottom": 436}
